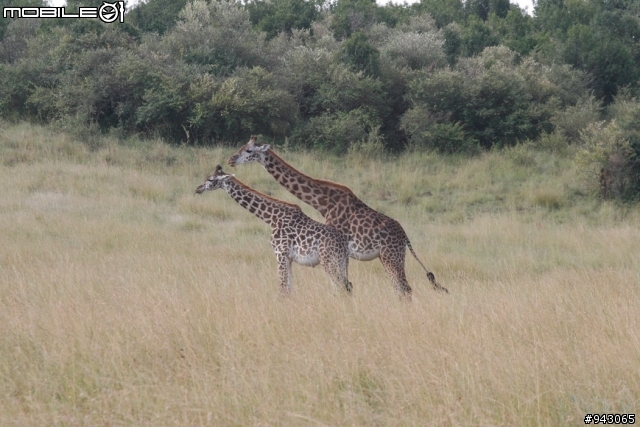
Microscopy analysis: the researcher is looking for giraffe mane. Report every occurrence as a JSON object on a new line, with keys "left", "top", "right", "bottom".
{"left": 266, "top": 149, "right": 355, "bottom": 196}
{"left": 230, "top": 177, "right": 302, "bottom": 210}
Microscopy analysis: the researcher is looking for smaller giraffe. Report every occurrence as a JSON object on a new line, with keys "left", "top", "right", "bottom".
{"left": 195, "top": 165, "right": 352, "bottom": 295}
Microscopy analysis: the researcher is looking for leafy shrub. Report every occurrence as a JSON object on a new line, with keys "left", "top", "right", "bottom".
{"left": 412, "top": 0, "right": 463, "bottom": 28}
{"left": 441, "top": 23, "right": 462, "bottom": 65}
{"left": 562, "top": 24, "right": 638, "bottom": 102}
{"left": 534, "top": 131, "right": 569, "bottom": 155}
{"left": 163, "top": 0, "right": 265, "bottom": 75}
{"left": 340, "top": 31, "right": 380, "bottom": 76}
{"left": 397, "top": 14, "right": 438, "bottom": 34}
{"left": 273, "top": 46, "right": 336, "bottom": 118}
{"left": 194, "top": 66, "right": 298, "bottom": 142}
{"left": 460, "top": 15, "right": 498, "bottom": 57}
{"left": 575, "top": 121, "right": 635, "bottom": 200}
{"left": 604, "top": 95, "right": 640, "bottom": 198}
{"left": 134, "top": 61, "right": 196, "bottom": 141}
{"left": 552, "top": 95, "right": 601, "bottom": 143}
{"left": 606, "top": 94, "right": 640, "bottom": 151}
{"left": 380, "top": 30, "right": 446, "bottom": 70}
{"left": 128, "top": 0, "right": 188, "bottom": 35}
{"left": 488, "top": 7, "right": 537, "bottom": 56}
{"left": 316, "top": 64, "right": 384, "bottom": 115}
{"left": 247, "top": 0, "right": 319, "bottom": 39}
{"left": 347, "top": 125, "right": 386, "bottom": 159}
{"left": 404, "top": 46, "right": 586, "bottom": 150}
{"left": 0, "top": 16, "right": 40, "bottom": 64}
{"left": 400, "top": 107, "right": 476, "bottom": 153}
{"left": 532, "top": 189, "right": 565, "bottom": 210}
{"left": 274, "top": 44, "right": 386, "bottom": 149}
{"left": 330, "top": 0, "right": 383, "bottom": 40}
{"left": 292, "top": 108, "right": 380, "bottom": 154}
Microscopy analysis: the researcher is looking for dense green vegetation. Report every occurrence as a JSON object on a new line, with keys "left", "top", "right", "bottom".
{"left": 1, "top": 0, "right": 640, "bottom": 198}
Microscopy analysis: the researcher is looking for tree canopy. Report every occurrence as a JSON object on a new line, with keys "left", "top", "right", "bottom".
{"left": 1, "top": 0, "right": 640, "bottom": 162}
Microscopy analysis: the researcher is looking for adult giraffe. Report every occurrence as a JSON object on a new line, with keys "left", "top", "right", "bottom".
{"left": 228, "top": 137, "right": 448, "bottom": 297}
{"left": 196, "top": 165, "right": 352, "bottom": 295}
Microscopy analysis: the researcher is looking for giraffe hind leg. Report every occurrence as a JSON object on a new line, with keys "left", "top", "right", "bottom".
{"left": 319, "top": 249, "right": 352, "bottom": 294}
{"left": 322, "top": 261, "right": 352, "bottom": 294}
{"left": 379, "top": 246, "right": 412, "bottom": 300}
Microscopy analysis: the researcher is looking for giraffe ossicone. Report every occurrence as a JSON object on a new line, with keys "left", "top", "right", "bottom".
{"left": 196, "top": 165, "right": 352, "bottom": 295}
{"left": 228, "top": 137, "right": 448, "bottom": 298}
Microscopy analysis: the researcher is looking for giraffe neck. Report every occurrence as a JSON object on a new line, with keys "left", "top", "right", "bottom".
{"left": 222, "top": 178, "right": 299, "bottom": 227}
{"left": 259, "top": 150, "right": 354, "bottom": 217}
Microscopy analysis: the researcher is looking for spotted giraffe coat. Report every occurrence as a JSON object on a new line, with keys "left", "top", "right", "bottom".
{"left": 196, "top": 165, "right": 352, "bottom": 294}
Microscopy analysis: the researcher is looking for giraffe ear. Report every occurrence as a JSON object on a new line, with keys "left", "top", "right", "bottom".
{"left": 256, "top": 144, "right": 270, "bottom": 152}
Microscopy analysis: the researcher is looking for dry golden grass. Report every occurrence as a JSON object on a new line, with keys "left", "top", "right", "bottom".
{"left": 1, "top": 123, "right": 639, "bottom": 426}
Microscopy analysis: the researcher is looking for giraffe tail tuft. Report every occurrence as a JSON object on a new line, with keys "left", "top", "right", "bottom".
{"left": 407, "top": 240, "right": 449, "bottom": 293}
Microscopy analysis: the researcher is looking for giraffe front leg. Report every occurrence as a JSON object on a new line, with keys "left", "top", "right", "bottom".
{"left": 276, "top": 253, "right": 293, "bottom": 295}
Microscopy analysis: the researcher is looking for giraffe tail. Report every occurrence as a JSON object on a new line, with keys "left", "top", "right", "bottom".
{"left": 407, "top": 240, "right": 448, "bottom": 293}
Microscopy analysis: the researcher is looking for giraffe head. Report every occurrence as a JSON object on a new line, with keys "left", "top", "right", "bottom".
{"left": 195, "top": 165, "right": 234, "bottom": 194}
{"left": 227, "top": 136, "right": 271, "bottom": 167}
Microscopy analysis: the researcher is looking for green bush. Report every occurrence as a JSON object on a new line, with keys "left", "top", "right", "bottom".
{"left": 247, "top": 0, "right": 319, "bottom": 39}
{"left": 400, "top": 107, "right": 477, "bottom": 153}
{"left": 575, "top": 121, "right": 635, "bottom": 200}
{"left": 562, "top": 24, "right": 637, "bottom": 102}
{"left": 340, "top": 31, "right": 380, "bottom": 76}
{"left": 552, "top": 95, "right": 601, "bottom": 143}
{"left": 412, "top": 0, "right": 463, "bottom": 28}
{"left": 163, "top": 0, "right": 265, "bottom": 75}
{"left": 605, "top": 95, "right": 640, "bottom": 198}
{"left": 330, "top": 0, "right": 387, "bottom": 40}
{"left": 379, "top": 24, "right": 446, "bottom": 70}
{"left": 292, "top": 108, "right": 379, "bottom": 153}
{"left": 2, "top": 0, "right": 640, "bottom": 160}
{"left": 404, "top": 46, "right": 585, "bottom": 150}
{"left": 534, "top": 131, "right": 569, "bottom": 155}
{"left": 347, "top": 125, "right": 386, "bottom": 159}
{"left": 195, "top": 66, "right": 298, "bottom": 142}
{"left": 128, "top": 0, "right": 188, "bottom": 35}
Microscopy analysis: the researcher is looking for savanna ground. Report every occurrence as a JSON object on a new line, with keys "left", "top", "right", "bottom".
{"left": 1, "top": 122, "right": 639, "bottom": 426}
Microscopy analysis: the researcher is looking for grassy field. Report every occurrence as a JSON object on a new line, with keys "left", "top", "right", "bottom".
{"left": 1, "top": 122, "right": 639, "bottom": 426}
